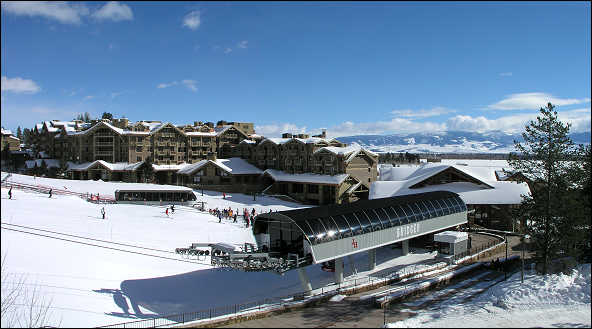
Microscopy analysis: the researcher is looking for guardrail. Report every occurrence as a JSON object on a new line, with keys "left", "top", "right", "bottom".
{"left": 1, "top": 180, "right": 116, "bottom": 204}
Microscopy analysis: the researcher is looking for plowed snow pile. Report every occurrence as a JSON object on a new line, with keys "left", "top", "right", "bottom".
{"left": 387, "top": 264, "right": 591, "bottom": 328}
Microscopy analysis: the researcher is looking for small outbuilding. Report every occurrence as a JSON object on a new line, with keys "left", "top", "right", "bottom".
{"left": 434, "top": 230, "right": 468, "bottom": 259}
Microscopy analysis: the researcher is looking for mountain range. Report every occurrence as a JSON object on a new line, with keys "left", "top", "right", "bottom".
{"left": 336, "top": 131, "right": 591, "bottom": 154}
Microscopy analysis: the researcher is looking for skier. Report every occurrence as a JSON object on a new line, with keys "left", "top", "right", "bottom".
{"left": 233, "top": 212, "right": 237, "bottom": 223}
{"left": 171, "top": 205, "right": 175, "bottom": 213}
{"left": 8, "top": 186, "right": 13, "bottom": 199}
{"left": 101, "top": 207, "right": 105, "bottom": 220}
{"left": 49, "top": 188, "right": 52, "bottom": 198}
{"left": 166, "top": 207, "right": 169, "bottom": 217}
{"left": 223, "top": 192, "right": 226, "bottom": 199}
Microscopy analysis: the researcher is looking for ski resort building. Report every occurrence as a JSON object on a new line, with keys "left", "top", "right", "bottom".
{"left": 372, "top": 163, "right": 531, "bottom": 231}
{"left": 204, "top": 191, "right": 468, "bottom": 290}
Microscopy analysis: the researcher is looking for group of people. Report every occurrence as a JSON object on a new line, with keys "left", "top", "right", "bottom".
{"left": 207, "top": 206, "right": 264, "bottom": 227}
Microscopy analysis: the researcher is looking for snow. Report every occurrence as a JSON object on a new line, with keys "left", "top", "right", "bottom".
{"left": 1, "top": 173, "right": 444, "bottom": 327}
{"left": 371, "top": 162, "right": 531, "bottom": 205}
{"left": 386, "top": 264, "right": 591, "bottom": 328}
{"left": 329, "top": 294, "right": 346, "bottom": 302}
{"left": 264, "top": 169, "right": 349, "bottom": 185}
{"left": 177, "top": 158, "right": 263, "bottom": 176}
{"left": 433, "top": 231, "right": 468, "bottom": 244}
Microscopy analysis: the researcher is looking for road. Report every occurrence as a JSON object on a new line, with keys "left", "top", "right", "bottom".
{"left": 218, "top": 234, "right": 530, "bottom": 328}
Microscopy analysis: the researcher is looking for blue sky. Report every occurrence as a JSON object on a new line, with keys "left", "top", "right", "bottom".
{"left": 1, "top": 1, "right": 590, "bottom": 137}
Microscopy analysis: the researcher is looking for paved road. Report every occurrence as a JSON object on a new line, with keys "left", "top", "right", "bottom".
{"left": 219, "top": 233, "right": 527, "bottom": 328}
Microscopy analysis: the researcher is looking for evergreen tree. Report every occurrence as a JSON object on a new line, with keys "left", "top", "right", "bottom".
{"left": 101, "top": 112, "right": 113, "bottom": 120}
{"left": 16, "top": 126, "right": 23, "bottom": 141}
{"left": 40, "top": 160, "right": 48, "bottom": 176}
{"left": 83, "top": 112, "right": 92, "bottom": 122}
{"left": 22, "top": 128, "right": 31, "bottom": 147}
{"left": 508, "top": 103, "right": 577, "bottom": 274}
{"left": 143, "top": 155, "right": 155, "bottom": 183}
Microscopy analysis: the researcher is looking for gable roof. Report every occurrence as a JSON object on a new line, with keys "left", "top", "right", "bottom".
{"left": 177, "top": 157, "right": 263, "bottom": 175}
{"left": 371, "top": 162, "right": 531, "bottom": 205}
{"left": 264, "top": 169, "right": 350, "bottom": 185}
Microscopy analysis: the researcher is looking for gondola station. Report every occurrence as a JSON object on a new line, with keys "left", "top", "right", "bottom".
{"left": 179, "top": 190, "right": 468, "bottom": 293}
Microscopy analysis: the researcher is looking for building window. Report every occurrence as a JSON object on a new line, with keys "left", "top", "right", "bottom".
{"left": 292, "top": 183, "right": 304, "bottom": 193}
{"left": 307, "top": 184, "right": 319, "bottom": 194}
{"left": 137, "top": 156, "right": 142, "bottom": 162}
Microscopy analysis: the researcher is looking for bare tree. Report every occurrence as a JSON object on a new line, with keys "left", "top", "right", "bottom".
{"left": 1, "top": 253, "right": 58, "bottom": 328}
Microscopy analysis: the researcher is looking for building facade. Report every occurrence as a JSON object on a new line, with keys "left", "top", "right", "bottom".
{"left": 32, "top": 119, "right": 251, "bottom": 165}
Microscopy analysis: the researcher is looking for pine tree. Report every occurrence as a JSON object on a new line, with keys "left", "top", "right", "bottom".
{"left": 16, "top": 126, "right": 23, "bottom": 141}
{"left": 508, "top": 103, "right": 577, "bottom": 274}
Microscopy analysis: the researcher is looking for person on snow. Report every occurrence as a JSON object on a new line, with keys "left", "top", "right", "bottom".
{"left": 101, "top": 207, "right": 105, "bottom": 220}
{"left": 223, "top": 192, "right": 226, "bottom": 199}
{"left": 8, "top": 186, "right": 13, "bottom": 199}
{"left": 48, "top": 188, "right": 52, "bottom": 198}
{"left": 166, "top": 207, "right": 169, "bottom": 217}
{"left": 171, "top": 205, "right": 175, "bottom": 213}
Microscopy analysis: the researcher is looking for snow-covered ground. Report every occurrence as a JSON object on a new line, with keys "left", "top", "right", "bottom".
{"left": 387, "top": 264, "right": 591, "bottom": 328}
{"left": 1, "top": 173, "right": 437, "bottom": 328}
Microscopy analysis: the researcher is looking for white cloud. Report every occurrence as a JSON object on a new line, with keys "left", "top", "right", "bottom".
{"left": 183, "top": 11, "right": 201, "bottom": 30}
{"left": 326, "top": 119, "right": 446, "bottom": 138}
{"left": 224, "top": 47, "right": 233, "bottom": 54}
{"left": 1, "top": 76, "right": 41, "bottom": 94}
{"left": 488, "top": 92, "right": 591, "bottom": 110}
{"left": 1, "top": 1, "right": 89, "bottom": 24}
{"left": 391, "top": 107, "right": 456, "bottom": 119}
{"left": 83, "top": 95, "right": 94, "bottom": 101}
{"left": 255, "top": 123, "right": 308, "bottom": 137}
{"left": 157, "top": 80, "right": 197, "bottom": 92}
{"left": 446, "top": 108, "right": 592, "bottom": 133}
{"left": 157, "top": 81, "right": 178, "bottom": 89}
{"left": 181, "top": 80, "right": 197, "bottom": 92}
{"left": 92, "top": 1, "right": 133, "bottom": 22}
{"left": 237, "top": 40, "right": 248, "bottom": 49}
{"left": 499, "top": 72, "right": 513, "bottom": 77}
{"left": 111, "top": 91, "right": 123, "bottom": 99}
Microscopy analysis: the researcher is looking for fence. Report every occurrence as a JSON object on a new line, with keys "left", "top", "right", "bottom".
{"left": 97, "top": 257, "right": 463, "bottom": 328}
{"left": 452, "top": 237, "right": 505, "bottom": 264}
{"left": 1, "top": 180, "right": 116, "bottom": 204}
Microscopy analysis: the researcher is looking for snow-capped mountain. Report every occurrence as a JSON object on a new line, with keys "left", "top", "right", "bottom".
{"left": 336, "top": 131, "right": 591, "bottom": 154}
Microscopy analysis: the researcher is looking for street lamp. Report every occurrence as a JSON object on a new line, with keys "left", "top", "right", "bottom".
{"left": 521, "top": 234, "right": 531, "bottom": 284}
{"left": 504, "top": 234, "right": 508, "bottom": 281}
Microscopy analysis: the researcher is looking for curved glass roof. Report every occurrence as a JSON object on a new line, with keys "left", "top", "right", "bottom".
{"left": 256, "top": 191, "right": 467, "bottom": 246}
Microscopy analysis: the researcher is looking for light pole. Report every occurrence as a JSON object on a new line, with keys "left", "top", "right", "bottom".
{"left": 521, "top": 234, "right": 530, "bottom": 284}
{"left": 383, "top": 301, "right": 388, "bottom": 326}
{"left": 504, "top": 234, "right": 508, "bottom": 281}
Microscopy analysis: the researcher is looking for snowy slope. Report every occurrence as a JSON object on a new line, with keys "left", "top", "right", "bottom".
{"left": 0, "top": 174, "right": 309, "bottom": 327}
{"left": 1, "top": 173, "right": 435, "bottom": 328}
{"left": 387, "top": 264, "right": 591, "bottom": 328}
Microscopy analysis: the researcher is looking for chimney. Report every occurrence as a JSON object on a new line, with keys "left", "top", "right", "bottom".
{"left": 321, "top": 129, "right": 326, "bottom": 138}
{"left": 206, "top": 152, "right": 217, "bottom": 161}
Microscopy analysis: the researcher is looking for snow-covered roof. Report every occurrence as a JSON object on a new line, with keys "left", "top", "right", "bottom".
{"left": 261, "top": 137, "right": 338, "bottom": 146}
{"left": 1, "top": 128, "right": 13, "bottom": 136}
{"left": 25, "top": 159, "right": 61, "bottom": 169}
{"left": 264, "top": 169, "right": 350, "bottom": 185}
{"left": 177, "top": 158, "right": 263, "bottom": 175}
{"left": 113, "top": 184, "right": 192, "bottom": 192}
{"left": 68, "top": 160, "right": 145, "bottom": 172}
{"left": 185, "top": 131, "right": 217, "bottom": 137}
{"left": 371, "top": 179, "right": 530, "bottom": 205}
{"left": 434, "top": 231, "right": 468, "bottom": 244}
{"left": 69, "top": 121, "right": 124, "bottom": 136}
{"left": 240, "top": 139, "right": 256, "bottom": 144}
{"left": 152, "top": 163, "right": 190, "bottom": 171}
{"left": 315, "top": 143, "right": 378, "bottom": 163}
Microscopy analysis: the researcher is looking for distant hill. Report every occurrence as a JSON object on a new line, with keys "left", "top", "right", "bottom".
{"left": 335, "top": 131, "right": 591, "bottom": 154}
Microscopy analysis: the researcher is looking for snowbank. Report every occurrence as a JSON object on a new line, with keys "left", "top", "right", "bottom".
{"left": 386, "top": 264, "right": 591, "bottom": 328}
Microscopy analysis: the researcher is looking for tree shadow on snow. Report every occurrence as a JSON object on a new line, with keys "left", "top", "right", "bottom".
{"left": 110, "top": 246, "right": 437, "bottom": 321}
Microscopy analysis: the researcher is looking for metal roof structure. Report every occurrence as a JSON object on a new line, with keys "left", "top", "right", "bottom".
{"left": 255, "top": 191, "right": 467, "bottom": 264}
